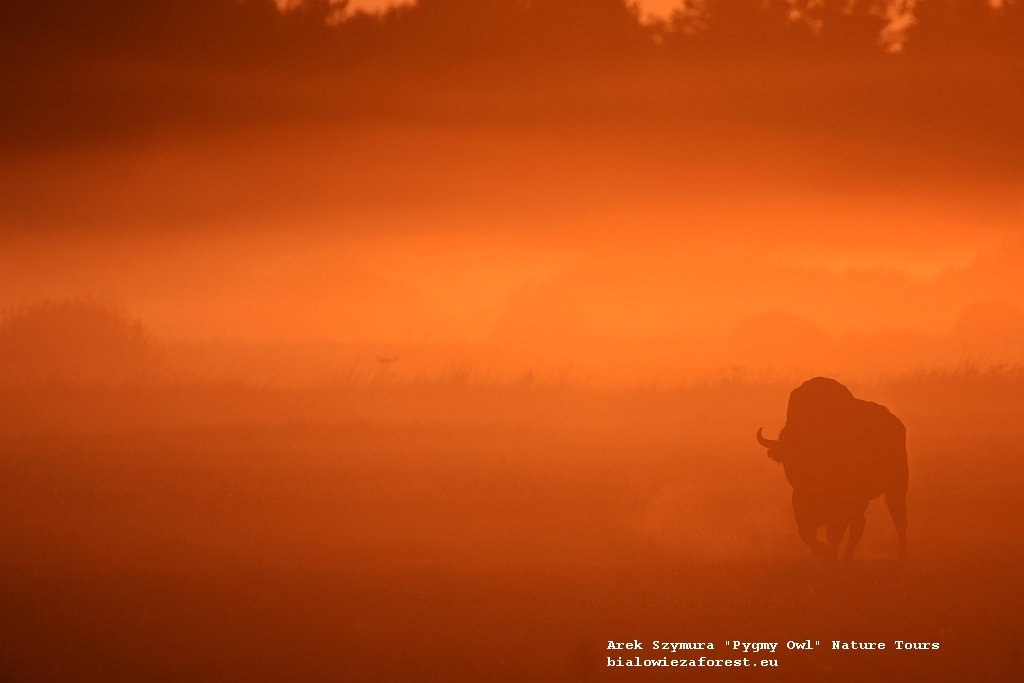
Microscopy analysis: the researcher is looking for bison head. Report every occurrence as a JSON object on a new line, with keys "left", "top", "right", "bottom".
{"left": 756, "top": 427, "right": 785, "bottom": 463}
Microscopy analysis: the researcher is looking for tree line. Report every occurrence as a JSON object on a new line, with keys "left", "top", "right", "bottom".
{"left": 3, "top": 0, "right": 1022, "bottom": 66}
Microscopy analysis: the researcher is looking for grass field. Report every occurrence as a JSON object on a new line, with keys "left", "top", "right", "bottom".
{"left": 2, "top": 377, "right": 1021, "bottom": 681}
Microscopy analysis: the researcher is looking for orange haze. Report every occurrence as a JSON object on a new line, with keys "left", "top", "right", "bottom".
{"left": 2, "top": 2, "right": 1023, "bottom": 681}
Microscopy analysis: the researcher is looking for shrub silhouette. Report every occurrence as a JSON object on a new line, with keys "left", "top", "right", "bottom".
{"left": 0, "top": 299, "right": 150, "bottom": 385}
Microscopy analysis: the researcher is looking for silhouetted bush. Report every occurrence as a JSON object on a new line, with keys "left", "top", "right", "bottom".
{"left": 0, "top": 299, "right": 150, "bottom": 385}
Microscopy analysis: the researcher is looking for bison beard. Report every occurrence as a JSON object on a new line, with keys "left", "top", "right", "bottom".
{"left": 757, "top": 377, "right": 909, "bottom": 560}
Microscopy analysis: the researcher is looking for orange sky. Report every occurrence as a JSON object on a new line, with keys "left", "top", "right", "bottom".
{"left": 3, "top": 1, "right": 1022, "bottom": 382}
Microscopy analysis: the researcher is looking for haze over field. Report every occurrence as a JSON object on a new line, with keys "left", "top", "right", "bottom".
{"left": 1, "top": 2, "right": 1023, "bottom": 681}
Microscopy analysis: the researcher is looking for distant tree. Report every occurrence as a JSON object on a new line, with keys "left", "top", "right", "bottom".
{"left": 374, "top": 0, "right": 532, "bottom": 62}
{"left": 796, "top": 0, "right": 889, "bottom": 56}
{"left": 526, "top": 0, "right": 650, "bottom": 55}
{"left": 905, "top": 0, "right": 1018, "bottom": 57}
{"left": 666, "top": 0, "right": 892, "bottom": 57}
{"left": 0, "top": 300, "right": 151, "bottom": 385}
{"left": 667, "top": 0, "right": 806, "bottom": 57}
{"left": 368, "top": 0, "right": 649, "bottom": 64}
{"left": 1, "top": 0, "right": 280, "bottom": 60}
{"left": 282, "top": 0, "right": 349, "bottom": 29}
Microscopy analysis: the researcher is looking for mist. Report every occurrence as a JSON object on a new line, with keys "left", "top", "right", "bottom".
{"left": 2, "top": 2, "right": 1023, "bottom": 681}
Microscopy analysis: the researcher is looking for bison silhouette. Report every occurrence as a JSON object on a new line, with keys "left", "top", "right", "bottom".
{"left": 756, "top": 377, "right": 908, "bottom": 560}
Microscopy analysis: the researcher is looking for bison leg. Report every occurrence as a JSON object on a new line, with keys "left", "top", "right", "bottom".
{"left": 798, "top": 520, "right": 831, "bottom": 558}
{"left": 842, "top": 508, "right": 867, "bottom": 560}
{"left": 792, "top": 492, "right": 830, "bottom": 557}
{"left": 825, "top": 520, "right": 846, "bottom": 559}
{"left": 885, "top": 489, "right": 908, "bottom": 559}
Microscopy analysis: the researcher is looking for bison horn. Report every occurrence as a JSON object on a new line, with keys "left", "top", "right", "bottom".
{"left": 756, "top": 427, "right": 778, "bottom": 449}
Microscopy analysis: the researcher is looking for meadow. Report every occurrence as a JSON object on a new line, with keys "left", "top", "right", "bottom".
{"left": 2, "top": 373, "right": 1021, "bottom": 681}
